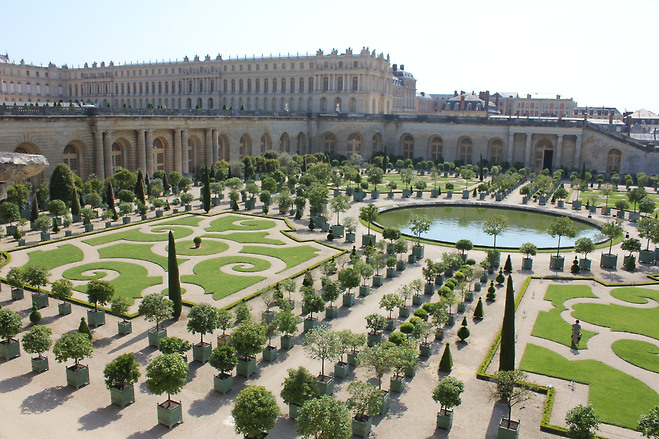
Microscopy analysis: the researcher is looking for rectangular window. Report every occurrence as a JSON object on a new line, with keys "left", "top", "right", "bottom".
{"left": 264, "top": 79, "right": 268, "bottom": 93}
{"left": 256, "top": 64, "right": 260, "bottom": 71}
{"left": 272, "top": 80, "right": 277, "bottom": 93}
{"left": 255, "top": 79, "right": 260, "bottom": 93}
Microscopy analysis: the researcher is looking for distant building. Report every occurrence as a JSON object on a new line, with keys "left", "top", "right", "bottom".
{"left": 573, "top": 106, "right": 622, "bottom": 122}
{"left": 511, "top": 94, "right": 576, "bottom": 118}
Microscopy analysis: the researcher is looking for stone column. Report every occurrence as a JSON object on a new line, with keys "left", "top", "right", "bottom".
{"left": 181, "top": 129, "right": 190, "bottom": 174}
{"left": 555, "top": 135, "right": 564, "bottom": 168}
{"left": 205, "top": 128, "right": 213, "bottom": 168}
{"left": 506, "top": 131, "right": 515, "bottom": 163}
{"left": 212, "top": 129, "right": 219, "bottom": 164}
{"left": 145, "top": 130, "right": 154, "bottom": 176}
{"left": 573, "top": 135, "right": 582, "bottom": 170}
{"left": 94, "top": 130, "right": 105, "bottom": 180}
{"left": 137, "top": 130, "right": 146, "bottom": 174}
{"left": 173, "top": 129, "right": 182, "bottom": 173}
{"left": 103, "top": 131, "right": 113, "bottom": 179}
{"left": 524, "top": 133, "right": 533, "bottom": 168}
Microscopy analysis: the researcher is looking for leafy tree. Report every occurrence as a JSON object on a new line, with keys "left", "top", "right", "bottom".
{"left": 233, "top": 301, "right": 252, "bottom": 323}
{"left": 379, "top": 293, "right": 403, "bottom": 320}
{"left": 86, "top": 279, "right": 115, "bottom": 311}
{"left": 548, "top": 216, "right": 577, "bottom": 257}
{"left": 621, "top": 237, "right": 642, "bottom": 256}
{"left": 566, "top": 405, "right": 600, "bottom": 439}
{"left": 455, "top": 239, "right": 473, "bottom": 256}
{"left": 48, "top": 199, "right": 68, "bottom": 222}
{"left": 7, "top": 183, "right": 30, "bottom": 208}
{"left": 329, "top": 194, "right": 351, "bottom": 225}
{"left": 638, "top": 217, "right": 659, "bottom": 251}
{"left": 628, "top": 187, "right": 647, "bottom": 212}
{"left": 103, "top": 353, "right": 141, "bottom": 390}
{"left": 23, "top": 265, "right": 50, "bottom": 291}
{"left": 216, "top": 308, "right": 233, "bottom": 337}
{"left": 409, "top": 214, "right": 431, "bottom": 245}
{"left": 278, "top": 307, "right": 299, "bottom": 338}
{"left": 0, "top": 202, "right": 21, "bottom": 226}
{"left": 358, "top": 342, "right": 395, "bottom": 389}
{"left": 365, "top": 314, "right": 388, "bottom": 336}
{"left": 51, "top": 279, "right": 73, "bottom": 303}
{"left": 346, "top": 381, "right": 385, "bottom": 421}
{"left": 483, "top": 215, "right": 508, "bottom": 250}
{"left": 302, "top": 291, "right": 325, "bottom": 320}
{"left": 281, "top": 366, "right": 321, "bottom": 407}
{"left": 145, "top": 354, "right": 188, "bottom": 403}
{"left": 601, "top": 220, "right": 624, "bottom": 254}
{"left": 303, "top": 325, "right": 341, "bottom": 377}
{"left": 138, "top": 293, "right": 173, "bottom": 332}
{"left": 0, "top": 309, "right": 22, "bottom": 343}
{"left": 22, "top": 324, "right": 52, "bottom": 359}
{"left": 500, "top": 275, "right": 515, "bottom": 371}
{"left": 231, "top": 321, "right": 267, "bottom": 359}
{"left": 187, "top": 303, "right": 220, "bottom": 344}
{"left": 53, "top": 332, "right": 94, "bottom": 367}
{"left": 359, "top": 204, "right": 379, "bottom": 236}
{"left": 209, "top": 345, "right": 238, "bottom": 377}
{"left": 320, "top": 277, "right": 342, "bottom": 308}
{"left": 159, "top": 336, "right": 191, "bottom": 355}
{"left": 432, "top": 375, "right": 464, "bottom": 412}
{"left": 49, "top": 163, "right": 76, "bottom": 205}
{"left": 110, "top": 296, "right": 131, "bottom": 321}
{"left": 232, "top": 386, "right": 280, "bottom": 438}
{"left": 575, "top": 237, "right": 595, "bottom": 260}
{"left": 491, "top": 369, "right": 532, "bottom": 423}
{"left": 297, "top": 395, "right": 352, "bottom": 439}
{"left": 338, "top": 267, "right": 360, "bottom": 295}
{"left": 638, "top": 406, "right": 659, "bottom": 438}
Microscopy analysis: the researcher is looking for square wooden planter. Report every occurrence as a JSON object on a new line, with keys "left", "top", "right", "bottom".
{"left": 316, "top": 375, "right": 334, "bottom": 396}
{"left": 437, "top": 408, "right": 453, "bottom": 430}
{"left": 66, "top": 364, "right": 90, "bottom": 389}
{"left": 213, "top": 373, "right": 233, "bottom": 394}
{"left": 110, "top": 385, "right": 135, "bottom": 407}
{"left": 148, "top": 328, "right": 167, "bottom": 347}
{"left": 280, "top": 335, "right": 295, "bottom": 349}
{"left": 192, "top": 342, "right": 212, "bottom": 363}
{"left": 118, "top": 320, "right": 132, "bottom": 335}
{"left": 288, "top": 403, "right": 302, "bottom": 419}
{"left": 390, "top": 377, "right": 405, "bottom": 393}
{"left": 367, "top": 332, "right": 382, "bottom": 346}
{"left": 579, "top": 258, "right": 592, "bottom": 271}
{"left": 236, "top": 357, "right": 257, "bottom": 378}
{"left": 424, "top": 283, "right": 435, "bottom": 295}
{"left": 399, "top": 306, "right": 410, "bottom": 318}
{"left": 304, "top": 317, "right": 319, "bottom": 332}
{"left": 600, "top": 253, "right": 618, "bottom": 269}
{"left": 343, "top": 293, "right": 355, "bottom": 307}
{"left": 498, "top": 418, "right": 520, "bottom": 439}
{"left": 87, "top": 309, "right": 106, "bottom": 327}
{"left": 372, "top": 275, "right": 383, "bottom": 287}
{"left": 11, "top": 288, "right": 24, "bottom": 300}
{"left": 31, "top": 292, "right": 49, "bottom": 309}
{"left": 413, "top": 295, "right": 424, "bottom": 306}
{"left": 325, "top": 306, "right": 338, "bottom": 320}
{"left": 419, "top": 343, "right": 432, "bottom": 358}
{"left": 347, "top": 352, "right": 359, "bottom": 366}
{"left": 0, "top": 340, "right": 21, "bottom": 360}
{"left": 157, "top": 400, "right": 182, "bottom": 429}
{"left": 334, "top": 361, "right": 350, "bottom": 378}
{"left": 31, "top": 356, "right": 49, "bottom": 373}
{"left": 549, "top": 255, "right": 565, "bottom": 271}
{"left": 262, "top": 346, "right": 278, "bottom": 362}
{"left": 522, "top": 258, "right": 533, "bottom": 270}
{"left": 58, "top": 302, "right": 72, "bottom": 315}
{"left": 359, "top": 285, "right": 370, "bottom": 297}
{"left": 352, "top": 418, "right": 372, "bottom": 438}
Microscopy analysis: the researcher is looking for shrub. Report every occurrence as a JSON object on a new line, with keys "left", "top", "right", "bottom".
{"left": 29, "top": 304, "right": 42, "bottom": 324}
{"left": 438, "top": 343, "right": 453, "bottom": 372}
{"left": 399, "top": 322, "right": 414, "bottom": 334}
{"left": 413, "top": 308, "right": 428, "bottom": 321}
{"left": 457, "top": 317, "right": 470, "bottom": 342}
{"left": 78, "top": 317, "right": 92, "bottom": 341}
{"left": 473, "top": 297, "right": 484, "bottom": 319}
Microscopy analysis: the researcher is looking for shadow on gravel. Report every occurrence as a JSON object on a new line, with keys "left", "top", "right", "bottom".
{"left": 108, "top": 331, "right": 147, "bottom": 355}
{"left": 20, "top": 385, "right": 74, "bottom": 414}
{"left": 78, "top": 404, "right": 122, "bottom": 430}
{"left": 186, "top": 361, "right": 204, "bottom": 382}
{"left": 187, "top": 389, "right": 232, "bottom": 417}
{"left": 0, "top": 371, "right": 34, "bottom": 392}
{"left": 94, "top": 333, "right": 123, "bottom": 349}
{"left": 486, "top": 400, "right": 510, "bottom": 438}
{"left": 126, "top": 423, "right": 176, "bottom": 438}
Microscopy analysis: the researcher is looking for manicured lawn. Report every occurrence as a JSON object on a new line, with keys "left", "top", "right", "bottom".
{"left": 611, "top": 339, "right": 659, "bottom": 373}
{"left": 573, "top": 300, "right": 659, "bottom": 341}
{"left": 577, "top": 188, "right": 659, "bottom": 212}
{"left": 610, "top": 287, "right": 659, "bottom": 304}
{"left": 181, "top": 256, "right": 270, "bottom": 300}
{"left": 98, "top": 243, "right": 186, "bottom": 270}
{"left": 241, "top": 245, "right": 320, "bottom": 273}
{"left": 171, "top": 238, "right": 229, "bottom": 256}
{"left": 26, "top": 244, "right": 84, "bottom": 270}
{"left": 83, "top": 225, "right": 193, "bottom": 245}
{"left": 206, "top": 215, "right": 276, "bottom": 232}
{"left": 520, "top": 343, "right": 658, "bottom": 429}
{"left": 157, "top": 216, "right": 204, "bottom": 226}
{"left": 531, "top": 285, "right": 598, "bottom": 349}
{"left": 62, "top": 261, "right": 162, "bottom": 303}
{"left": 203, "top": 231, "right": 285, "bottom": 245}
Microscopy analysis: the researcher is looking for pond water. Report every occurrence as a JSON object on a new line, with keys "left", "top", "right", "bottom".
{"left": 377, "top": 205, "right": 603, "bottom": 249}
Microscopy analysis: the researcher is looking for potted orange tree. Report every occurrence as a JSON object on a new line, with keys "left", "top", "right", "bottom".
{"left": 187, "top": 303, "right": 220, "bottom": 363}
{"left": 22, "top": 325, "right": 53, "bottom": 373}
{"left": 103, "top": 353, "right": 141, "bottom": 407}
{"left": 138, "top": 293, "right": 174, "bottom": 347}
{"left": 0, "top": 308, "right": 22, "bottom": 360}
{"left": 86, "top": 279, "right": 115, "bottom": 327}
{"left": 53, "top": 332, "right": 94, "bottom": 389}
{"left": 146, "top": 353, "right": 188, "bottom": 429}
{"left": 209, "top": 345, "right": 238, "bottom": 394}
{"left": 433, "top": 375, "right": 465, "bottom": 430}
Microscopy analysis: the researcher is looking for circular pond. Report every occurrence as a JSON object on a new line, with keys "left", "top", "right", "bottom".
{"left": 377, "top": 204, "right": 603, "bottom": 249}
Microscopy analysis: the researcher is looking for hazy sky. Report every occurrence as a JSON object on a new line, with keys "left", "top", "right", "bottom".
{"left": 4, "top": 0, "right": 656, "bottom": 113}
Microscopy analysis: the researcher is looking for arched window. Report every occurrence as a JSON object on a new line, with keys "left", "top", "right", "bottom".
{"left": 299, "top": 78, "right": 304, "bottom": 93}
{"left": 352, "top": 76, "right": 358, "bottom": 91}
{"left": 63, "top": 145, "right": 79, "bottom": 175}
{"left": 430, "top": 136, "right": 443, "bottom": 161}
{"left": 337, "top": 77, "right": 343, "bottom": 91}
{"left": 372, "top": 133, "right": 383, "bottom": 152}
{"left": 347, "top": 133, "right": 362, "bottom": 156}
{"left": 322, "top": 77, "right": 329, "bottom": 91}
{"left": 111, "top": 143, "right": 123, "bottom": 173}
{"left": 261, "top": 134, "right": 272, "bottom": 155}
{"left": 280, "top": 133, "right": 290, "bottom": 153}
{"left": 153, "top": 138, "right": 165, "bottom": 171}
{"left": 606, "top": 149, "right": 622, "bottom": 173}
{"left": 296, "top": 132, "right": 306, "bottom": 155}
{"left": 239, "top": 134, "right": 252, "bottom": 157}
{"left": 320, "top": 97, "right": 327, "bottom": 112}
{"left": 14, "top": 146, "right": 29, "bottom": 154}
{"left": 324, "top": 133, "right": 336, "bottom": 154}
{"left": 459, "top": 137, "right": 472, "bottom": 164}
{"left": 402, "top": 134, "right": 414, "bottom": 159}
{"left": 489, "top": 139, "right": 503, "bottom": 164}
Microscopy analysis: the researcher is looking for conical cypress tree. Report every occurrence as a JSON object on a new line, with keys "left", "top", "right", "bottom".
{"left": 438, "top": 343, "right": 453, "bottom": 372}
{"left": 135, "top": 169, "right": 147, "bottom": 206}
{"left": 71, "top": 187, "right": 81, "bottom": 217}
{"left": 499, "top": 275, "right": 515, "bottom": 371}
{"left": 162, "top": 173, "right": 170, "bottom": 192}
{"left": 202, "top": 166, "right": 211, "bottom": 213}
{"left": 30, "top": 194, "right": 39, "bottom": 222}
{"left": 106, "top": 180, "right": 116, "bottom": 213}
{"left": 168, "top": 231, "right": 182, "bottom": 320}
{"left": 78, "top": 317, "right": 92, "bottom": 341}
{"left": 473, "top": 297, "right": 484, "bottom": 319}
{"left": 503, "top": 255, "right": 512, "bottom": 273}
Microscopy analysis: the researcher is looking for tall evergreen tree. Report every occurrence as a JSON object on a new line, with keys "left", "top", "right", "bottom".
{"left": 135, "top": 169, "right": 147, "bottom": 206}
{"left": 162, "top": 173, "right": 170, "bottom": 192}
{"left": 30, "top": 194, "right": 39, "bottom": 222}
{"left": 49, "top": 163, "right": 75, "bottom": 205}
{"left": 499, "top": 275, "right": 515, "bottom": 371}
{"left": 168, "top": 231, "right": 182, "bottom": 320}
{"left": 106, "top": 180, "right": 116, "bottom": 213}
{"left": 202, "top": 166, "right": 211, "bottom": 213}
{"left": 479, "top": 154, "right": 484, "bottom": 181}
{"left": 71, "top": 187, "right": 81, "bottom": 217}
{"left": 438, "top": 342, "right": 453, "bottom": 372}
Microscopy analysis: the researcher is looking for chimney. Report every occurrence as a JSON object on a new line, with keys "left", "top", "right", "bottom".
{"left": 392, "top": 64, "right": 397, "bottom": 71}
{"left": 454, "top": 90, "right": 458, "bottom": 97}
{"left": 609, "top": 114, "right": 613, "bottom": 124}
{"left": 557, "top": 94, "right": 561, "bottom": 99}
{"left": 400, "top": 64, "right": 404, "bottom": 70}
{"left": 460, "top": 95, "right": 465, "bottom": 110}
{"left": 527, "top": 94, "right": 531, "bottom": 99}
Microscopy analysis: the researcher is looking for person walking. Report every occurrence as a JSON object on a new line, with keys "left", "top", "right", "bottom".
{"left": 571, "top": 320, "right": 582, "bottom": 348}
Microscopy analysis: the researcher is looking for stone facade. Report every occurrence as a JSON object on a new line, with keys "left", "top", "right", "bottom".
{"left": 0, "top": 48, "right": 417, "bottom": 115}
{"left": 0, "top": 109, "right": 655, "bottom": 184}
